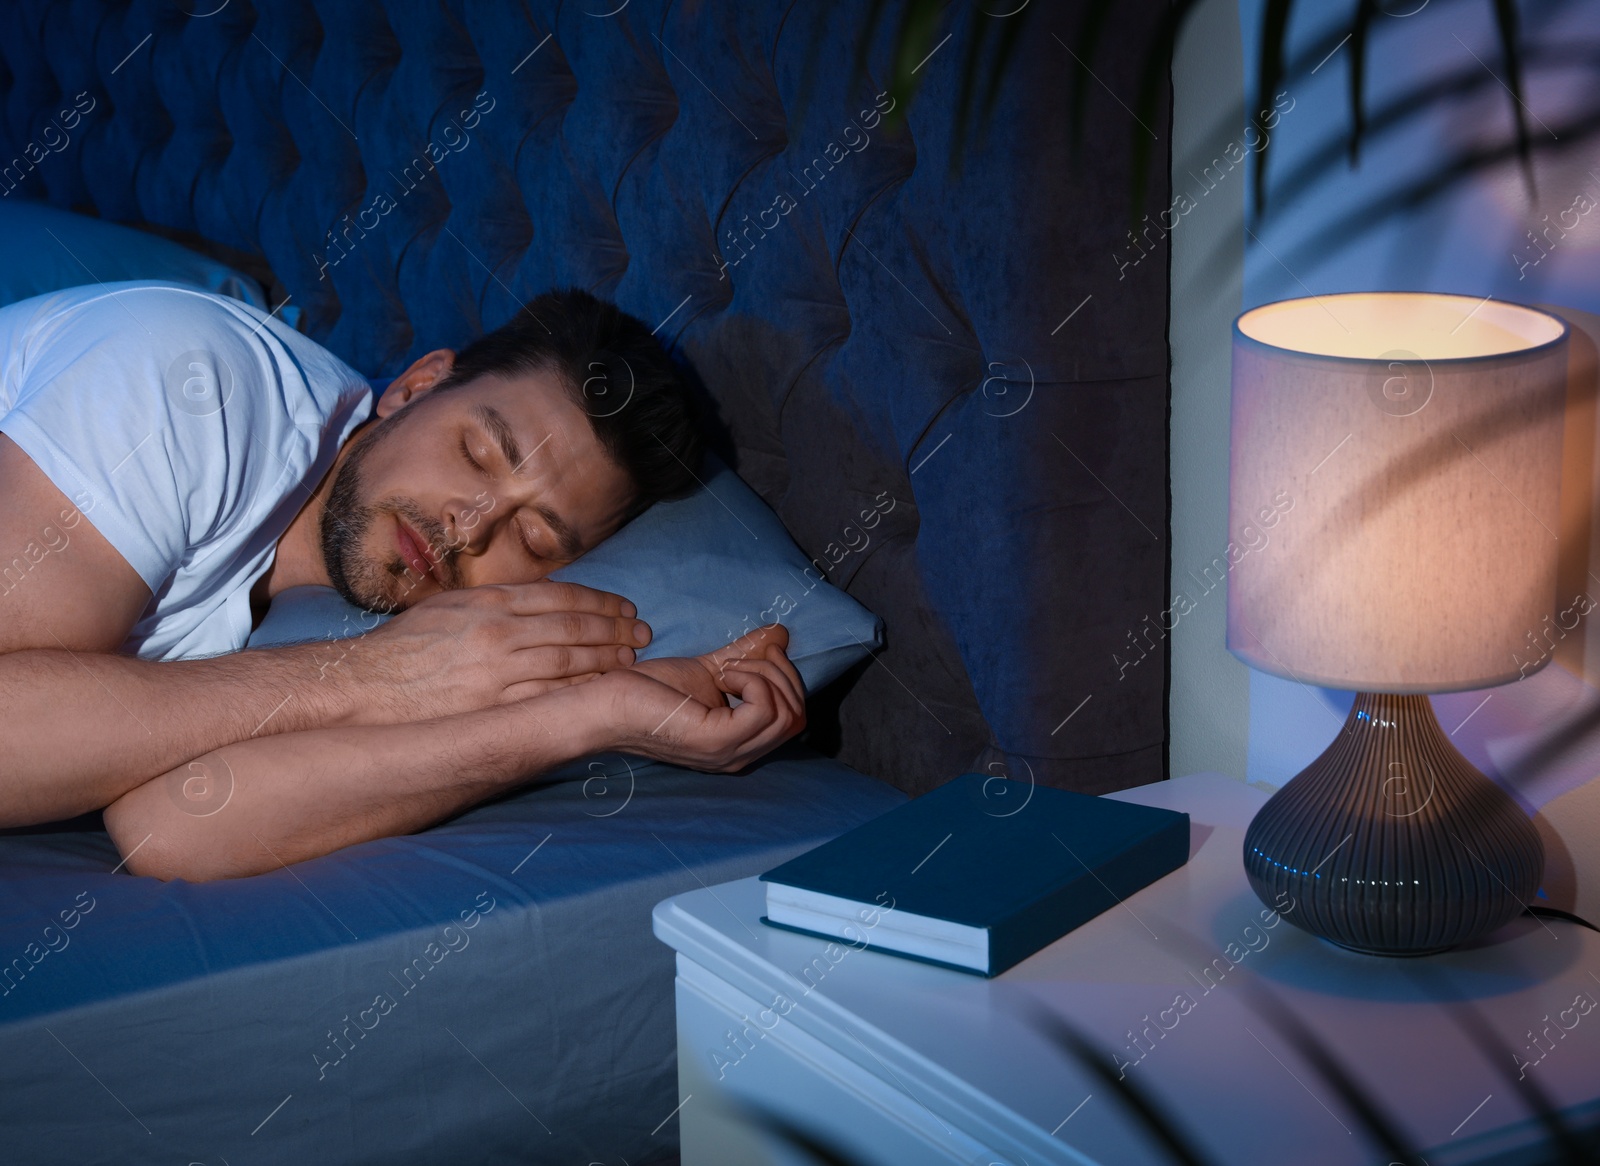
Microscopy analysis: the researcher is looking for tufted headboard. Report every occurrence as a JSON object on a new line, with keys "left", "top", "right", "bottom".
{"left": 0, "top": 1, "right": 1171, "bottom": 798}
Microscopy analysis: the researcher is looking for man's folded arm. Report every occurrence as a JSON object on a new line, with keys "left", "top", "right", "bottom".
{"left": 0, "top": 643, "right": 382, "bottom": 827}
{"left": 104, "top": 650, "right": 806, "bottom": 882}
{"left": 103, "top": 689, "right": 605, "bottom": 882}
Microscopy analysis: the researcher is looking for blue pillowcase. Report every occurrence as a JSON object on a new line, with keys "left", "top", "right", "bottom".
{"left": 550, "top": 452, "right": 883, "bottom": 691}
{"left": 0, "top": 200, "right": 267, "bottom": 312}
{"left": 248, "top": 452, "right": 883, "bottom": 695}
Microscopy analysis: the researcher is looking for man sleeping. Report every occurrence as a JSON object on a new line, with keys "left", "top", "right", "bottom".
{"left": 0, "top": 282, "right": 805, "bottom": 881}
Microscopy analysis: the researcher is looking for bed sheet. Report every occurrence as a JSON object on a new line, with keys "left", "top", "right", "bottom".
{"left": 0, "top": 751, "right": 904, "bottom": 1165}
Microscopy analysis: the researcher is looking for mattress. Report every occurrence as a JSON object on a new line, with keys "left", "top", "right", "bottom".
{"left": 0, "top": 751, "right": 904, "bottom": 1165}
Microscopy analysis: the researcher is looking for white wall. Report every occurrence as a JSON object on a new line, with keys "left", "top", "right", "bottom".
{"left": 1168, "top": 0, "right": 1252, "bottom": 783}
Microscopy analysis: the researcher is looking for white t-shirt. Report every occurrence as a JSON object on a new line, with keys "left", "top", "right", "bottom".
{"left": 0, "top": 282, "right": 373, "bottom": 660}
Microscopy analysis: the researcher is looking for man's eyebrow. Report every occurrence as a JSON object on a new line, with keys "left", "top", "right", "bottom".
{"left": 537, "top": 504, "right": 583, "bottom": 559}
{"left": 472, "top": 404, "right": 527, "bottom": 475}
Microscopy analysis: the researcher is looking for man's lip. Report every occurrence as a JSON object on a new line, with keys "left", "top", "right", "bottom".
{"left": 396, "top": 519, "right": 441, "bottom": 585}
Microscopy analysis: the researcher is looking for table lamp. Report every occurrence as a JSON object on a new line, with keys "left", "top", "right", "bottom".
{"left": 1227, "top": 291, "right": 1570, "bottom": 956}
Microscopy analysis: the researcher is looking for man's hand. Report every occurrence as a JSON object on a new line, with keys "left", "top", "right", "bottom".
{"left": 594, "top": 624, "right": 807, "bottom": 772}
{"left": 628, "top": 623, "right": 796, "bottom": 710}
{"left": 343, "top": 580, "right": 652, "bottom": 724}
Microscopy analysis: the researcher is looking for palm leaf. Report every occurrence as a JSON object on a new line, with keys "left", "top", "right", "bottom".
{"left": 1263, "top": 104, "right": 1600, "bottom": 275}
{"left": 1021, "top": 1001, "right": 1221, "bottom": 1166}
{"left": 732, "top": 1096, "right": 880, "bottom": 1165}
{"left": 881, "top": 0, "right": 943, "bottom": 131}
{"left": 948, "top": 8, "right": 992, "bottom": 170}
{"left": 1347, "top": 0, "right": 1377, "bottom": 165}
{"left": 953, "top": 5, "right": 1039, "bottom": 167}
{"left": 978, "top": 0, "right": 1032, "bottom": 121}
{"left": 1420, "top": 984, "right": 1598, "bottom": 1165}
{"left": 1239, "top": 981, "right": 1430, "bottom": 1166}
{"left": 845, "top": 0, "right": 892, "bottom": 118}
{"left": 1252, "top": 0, "right": 1294, "bottom": 214}
{"left": 1068, "top": 2, "right": 1118, "bottom": 154}
{"left": 1266, "top": 40, "right": 1596, "bottom": 215}
{"left": 1492, "top": 0, "right": 1536, "bottom": 196}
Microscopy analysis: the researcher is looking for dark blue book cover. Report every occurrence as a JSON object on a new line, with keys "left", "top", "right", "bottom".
{"left": 759, "top": 773, "right": 1191, "bottom": 976}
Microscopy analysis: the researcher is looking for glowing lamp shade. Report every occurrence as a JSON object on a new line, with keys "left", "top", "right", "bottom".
{"left": 1229, "top": 292, "right": 1569, "bottom": 957}
{"left": 1227, "top": 291, "right": 1570, "bottom": 692}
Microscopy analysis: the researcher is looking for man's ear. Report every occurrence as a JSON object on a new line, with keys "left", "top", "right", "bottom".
{"left": 373, "top": 349, "right": 456, "bottom": 419}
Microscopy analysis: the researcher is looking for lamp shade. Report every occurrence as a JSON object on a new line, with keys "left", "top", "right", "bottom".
{"left": 1227, "top": 291, "right": 1569, "bottom": 693}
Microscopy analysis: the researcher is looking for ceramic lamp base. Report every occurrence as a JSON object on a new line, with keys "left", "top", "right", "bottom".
{"left": 1242, "top": 692, "right": 1544, "bottom": 956}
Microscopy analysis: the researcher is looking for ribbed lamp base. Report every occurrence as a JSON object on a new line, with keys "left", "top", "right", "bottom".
{"left": 1242, "top": 692, "right": 1544, "bottom": 956}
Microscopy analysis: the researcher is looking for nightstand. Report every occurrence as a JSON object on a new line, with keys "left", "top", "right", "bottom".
{"left": 651, "top": 772, "right": 1600, "bottom": 1165}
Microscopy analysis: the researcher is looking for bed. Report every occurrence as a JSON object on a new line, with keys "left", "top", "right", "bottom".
{"left": 1, "top": 753, "right": 903, "bottom": 1164}
{"left": 0, "top": 1, "right": 1171, "bottom": 1162}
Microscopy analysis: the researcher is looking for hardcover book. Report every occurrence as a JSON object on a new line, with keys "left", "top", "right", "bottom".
{"left": 760, "top": 772, "right": 1191, "bottom": 976}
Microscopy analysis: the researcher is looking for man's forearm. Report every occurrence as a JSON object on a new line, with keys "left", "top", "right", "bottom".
{"left": 103, "top": 686, "right": 608, "bottom": 882}
{"left": 0, "top": 642, "right": 369, "bottom": 826}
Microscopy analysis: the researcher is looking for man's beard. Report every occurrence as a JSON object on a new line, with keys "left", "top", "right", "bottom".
{"left": 320, "top": 415, "right": 456, "bottom": 613}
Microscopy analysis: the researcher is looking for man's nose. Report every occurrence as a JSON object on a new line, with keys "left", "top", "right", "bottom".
{"left": 443, "top": 492, "right": 493, "bottom": 555}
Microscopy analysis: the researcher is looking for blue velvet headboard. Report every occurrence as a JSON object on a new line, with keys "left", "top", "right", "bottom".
{"left": 0, "top": 0, "right": 1171, "bottom": 797}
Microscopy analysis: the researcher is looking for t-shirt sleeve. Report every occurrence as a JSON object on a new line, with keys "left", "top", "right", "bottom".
{"left": 0, "top": 290, "right": 238, "bottom": 591}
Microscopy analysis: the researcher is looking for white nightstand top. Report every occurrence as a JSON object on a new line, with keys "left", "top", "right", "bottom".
{"left": 653, "top": 772, "right": 1600, "bottom": 1165}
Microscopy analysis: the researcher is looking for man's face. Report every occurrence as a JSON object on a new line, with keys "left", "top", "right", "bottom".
{"left": 320, "top": 367, "right": 636, "bottom": 613}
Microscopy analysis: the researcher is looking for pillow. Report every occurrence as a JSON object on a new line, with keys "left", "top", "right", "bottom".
{"left": 0, "top": 200, "right": 267, "bottom": 311}
{"left": 247, "top": 451, "right": 884, "bottom": 696}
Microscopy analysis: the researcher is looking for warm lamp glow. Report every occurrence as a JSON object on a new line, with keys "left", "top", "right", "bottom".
{"left": 1227, "top": 291, "right": 1570, "bottom": 692}
{"left": 1236, "top": 291, "right": 1567, "bottom": 360}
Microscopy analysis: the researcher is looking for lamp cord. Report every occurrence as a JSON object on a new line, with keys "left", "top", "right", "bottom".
{"left": 1525, "top": 905, "right": 1600, "bottom": 934}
